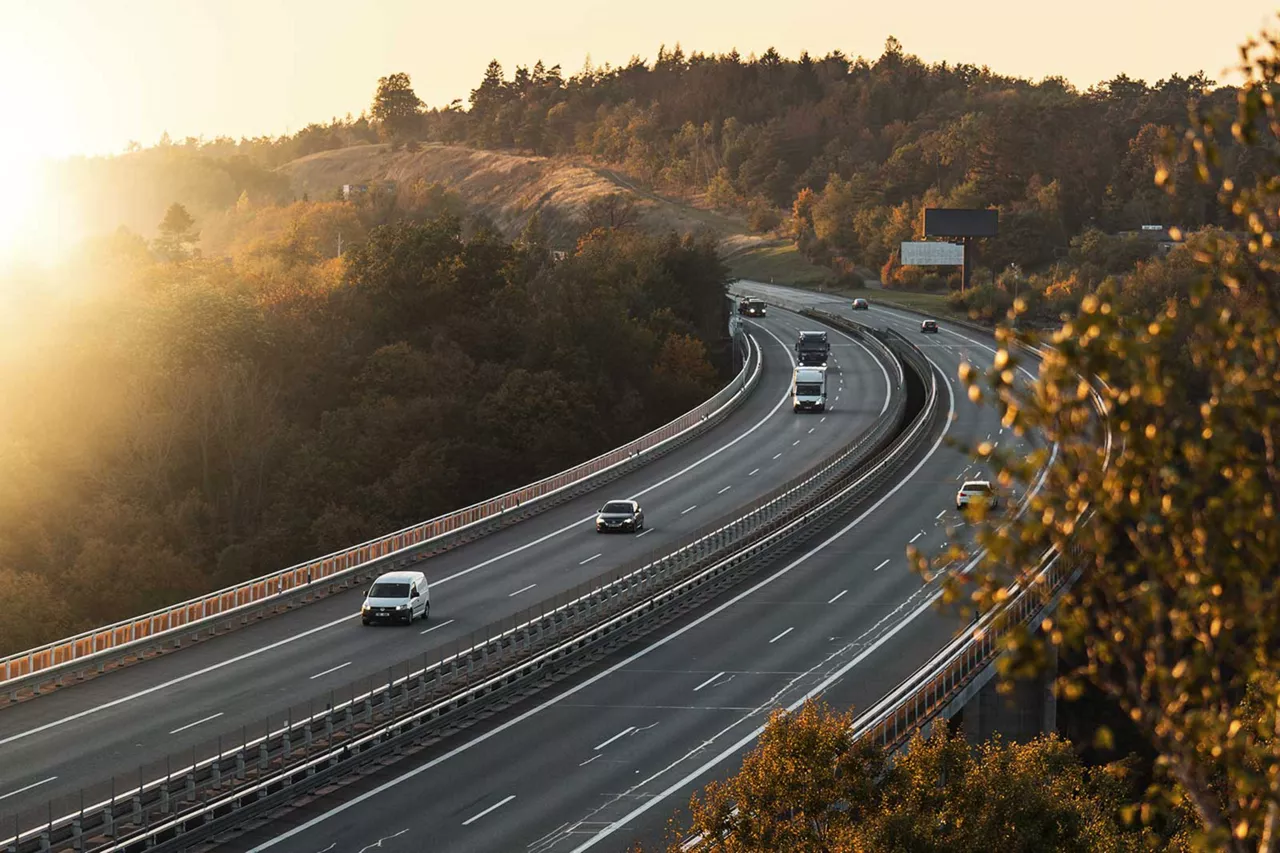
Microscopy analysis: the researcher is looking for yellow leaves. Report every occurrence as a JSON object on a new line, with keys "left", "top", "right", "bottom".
{"left": 958, "top": 362, "right": 974, "bottom": 383}
{"left": 1235, "top": 819, "right": 1250, "bottom": 839}
{"left": 1144, "top": 424, "right": 1157, "bottom": 440}
{"left": 993, "top": 349, "right": 1009, "bottom": 370}
{"left": 1211, "top": 617, "right": 1222, "bottom": 638}
{"left": 1228, "top": 719, "right": 1242, "bottom": 739}
{"left": 1172, "top": 660, "right": 1188, "bottom": 679}
{"left": 1161, "top": 494, "right": 1173, "bottom": 514}
{"left": 977, "top": 441, "right": 993, "bottom": 456}
{"left": 968, "top": 385, "right": 983, "bottom": 403}
{"left": 1155, "top": 166, "right": 1170, "bottom": 187}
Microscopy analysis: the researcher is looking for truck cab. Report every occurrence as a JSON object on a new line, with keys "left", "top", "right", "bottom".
{"left": 792, "top": 366, "right": 827, "bottom": 412}
{"left": 796, "top": 331, "right": 830, "bottom": 366}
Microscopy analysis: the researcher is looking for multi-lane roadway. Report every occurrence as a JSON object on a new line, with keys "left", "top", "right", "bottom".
{"left": 227, "top": 285, "right": 1040, "bottom": 853}
{"left": 0, "top": 307, "right": 891, "bottom": 821}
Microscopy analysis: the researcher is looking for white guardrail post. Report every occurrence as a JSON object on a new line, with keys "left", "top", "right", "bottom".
{"left": 0, "top": 312, "right": 764, "bottom": 702}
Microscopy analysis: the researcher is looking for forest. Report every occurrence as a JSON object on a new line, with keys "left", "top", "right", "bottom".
{"left": 0, "top": 192, "right": 729, "bottom": 654}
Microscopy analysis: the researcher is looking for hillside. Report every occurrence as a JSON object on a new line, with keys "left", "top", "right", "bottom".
{"left": 279, "top": 143, "right": 834, "bottom": 284}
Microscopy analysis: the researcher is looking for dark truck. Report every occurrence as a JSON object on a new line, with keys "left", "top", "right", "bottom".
{"left": 796, "top": 330, "right": 830, "bottom": 366}
{"left": 738, "top": 298, "right": 767, "bottom": 317}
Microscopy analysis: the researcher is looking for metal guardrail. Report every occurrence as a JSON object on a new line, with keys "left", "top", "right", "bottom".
{"left": 0, "top": 325, "right": 762, "bottom": 703}
{"left": 0, "top": 318, "right": 940, "bottom": 853}
{"left": 848, "top": 358, "right": 1112, "bottom": 753}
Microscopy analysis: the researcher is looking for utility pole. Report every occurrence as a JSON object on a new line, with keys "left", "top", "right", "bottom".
{"left": 337, "top": 231, "right": 343, "bottom": 257}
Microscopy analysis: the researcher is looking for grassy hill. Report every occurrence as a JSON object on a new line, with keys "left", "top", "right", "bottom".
{"left": 279, "top": 143, "right": 833, "bottom": 285}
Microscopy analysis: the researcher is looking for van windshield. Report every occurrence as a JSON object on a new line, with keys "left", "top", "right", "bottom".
{"left": 796, "top": 383, "right": 823, "bottom": 395}
{"left": 369, "top": 582, "right": 410, "bottom": 598}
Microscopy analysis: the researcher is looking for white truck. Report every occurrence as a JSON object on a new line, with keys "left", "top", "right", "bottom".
{"left": 792, "top": 365, "right": 827, "bottom": 413}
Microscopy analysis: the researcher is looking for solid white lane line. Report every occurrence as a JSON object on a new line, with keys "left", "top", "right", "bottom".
{"left": 594, "top": 726, "right": 636, "bottom": 751}
{"left": 246, "top": 335, "right": 952, "bottom": 853}
{"left": 0, "top": 776, "right": 57, "bottom": 802}
{"left": 308, "top": 662, "right": 351, "bottom": 681}
{"left": 768, "top": 627, "right": 794, "bottom": 644}
{"left": 772, "top": 453, "right": 782, "bottom": 460}
{"left": 421, "top": 619, "right": 455, "bottom": 635}
{"left": 680, "top": 505, "right": 697, "bottom": 515}
{"left": 508, "top": 583, "right": 537, "bottom": 597}
{"left": 827, "top": 590, "right": 848, "bottom": 604}
{"left": 909, "top": 531, "right": 924, "bottom": 544}
{"left": 874, "top": 559, "right": 890, "bottom": 572}
{"left": 462, "top": 795, "right": 516, "bottom": 826}
{"left": 717, "top": 486, "right": 733, "bottom": 495}
{"left": 748, "top": 468, "right": 759, "bottom": 476}
{"left": 168, "top": 712, "right": 224, "bottom": 735}
{"left": 637, "top": 528, "right": 653, "bottom": 538}
{"left": 579, "top": 553, "right": 601, "bottom": 565}
{"left": 936, "top": 510, "right": 946, "bottom": 519}
{"left": 692, "top": 672, "right": 725, "bottom": 692}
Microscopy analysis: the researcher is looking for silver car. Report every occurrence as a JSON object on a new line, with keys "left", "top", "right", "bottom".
{"left": 595, "top": 499, "right": 644, "bottom": 533}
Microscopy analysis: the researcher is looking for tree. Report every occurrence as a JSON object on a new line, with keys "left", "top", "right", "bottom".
{"left": 154, "top": 202, "right": 199, "bottom": 261}
{"left": 583, "top": 193, "right": 639, "bottom": 231}
{"left": 661, "top": 701, "right": 1142, "bottom": 852}
{"left": 370, "top": 72, "right": 423, "bottom": 142}
{"left": 923, "top": 20, "right": 1280, "bottom": 850}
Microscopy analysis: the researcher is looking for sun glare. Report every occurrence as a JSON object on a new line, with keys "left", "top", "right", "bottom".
{"left": 0, "top": 153, "right": 56, "bottom": 270}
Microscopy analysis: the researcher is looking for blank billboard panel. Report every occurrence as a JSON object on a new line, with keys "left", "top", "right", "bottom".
{"left": 901, "top": 241, "right": 964, "bottom": 266}
{"left": 924, "top": 208, "right": 999, "bottom": 238}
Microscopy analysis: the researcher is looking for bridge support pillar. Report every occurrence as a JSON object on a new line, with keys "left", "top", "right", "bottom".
{"left": 961, "top": 642, "right": 1057, "bottom": 744}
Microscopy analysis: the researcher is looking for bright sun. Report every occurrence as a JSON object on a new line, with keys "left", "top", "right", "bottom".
{"left": 0, "top": 151, "right": 56, "bottom": 269}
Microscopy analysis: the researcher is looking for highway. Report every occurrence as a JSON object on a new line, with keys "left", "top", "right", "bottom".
{"left": 0, "top": 309, "right": 892, "bottom": 818}
{"left": 230, "top": 286, "right": 1041, "bottom": 853}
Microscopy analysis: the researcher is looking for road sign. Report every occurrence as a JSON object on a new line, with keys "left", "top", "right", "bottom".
{"left": 901, "top": 241, "right": 964, "bottom": 266}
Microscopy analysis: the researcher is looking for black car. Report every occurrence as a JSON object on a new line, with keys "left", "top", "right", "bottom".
{"left": 920, "top": 320, "right": 939, "bottom": 333}
{"left": 738, "top": 298, "right": 767, "bottom": 317}
{"left": 596, "top": 499, "right": 644, "bottom": 533}
{"left": 851, "top": 298, "right": 869, "bottom": 310}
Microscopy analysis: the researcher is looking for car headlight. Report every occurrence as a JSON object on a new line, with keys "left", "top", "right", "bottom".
{"left": 397, "top": 603, "right": 410, "bottom": 610}
{"left": 361, "top": 605, "right": 370, "bottom": 612}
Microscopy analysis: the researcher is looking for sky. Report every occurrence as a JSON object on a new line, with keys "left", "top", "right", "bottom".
{"left": 2, "top": 0, "right": 1275, "bottom": 164}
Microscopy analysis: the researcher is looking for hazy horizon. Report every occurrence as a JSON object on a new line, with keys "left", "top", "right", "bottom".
{"left": 4, "top": 0, "right": 1274, "bottom": 165}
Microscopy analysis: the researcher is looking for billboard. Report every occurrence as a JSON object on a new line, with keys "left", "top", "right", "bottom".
{"left": 901, "top": 241, "right": 964, "bottom": 266}
{"left": 924, "top": 208, "right": 999, "bottom": 238}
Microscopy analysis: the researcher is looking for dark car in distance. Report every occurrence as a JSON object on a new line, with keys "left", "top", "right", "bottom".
{"left": 596, "top": 499, "right": 644, "bottom": 533}
{"left": 920, "top": 320, "right": 939, "bottom": 333}
{"left": 852, "top": 298, "right": 869, "bottom": 310}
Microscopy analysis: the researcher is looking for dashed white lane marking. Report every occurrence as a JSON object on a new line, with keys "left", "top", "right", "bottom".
{"left": 0, "top": 776, "right": 57, "bottom": 802}
{"left": 637, "top": 528, "right": 653, "bottom": 538}
{"left": 772, "top": 453, "right": 782, "bottom": 460}
{"left": 680, "top": 505, "right": 697, "bottom": 515}
{"left": 308, "top": 662, "right": 351, "bottom": 681}
{"left": 808, "top": 428, "right": 815, "bottom": 434}
{"left": 594, "top": 727, "right": 636, "bottom": 751}
{"left": 827, "top": 590, "right": 848, "bottom": 604}
{"left": 768, "top": 627, "right": 794, "bottom": 644}
{"left": 693, "top": 672, "right": 725, "bottom": 692}
{"left": 717, "top": 485, "right": 732, "bottom": 495}
{"left": 748, "top": 468, "right": 759, "bottom": 476}
{"left": 820, "top": 417, "right": 827, "bottom": 423}
{"left": 168, "top": 712, "right": 224, "bottom": 735}
{"left": 936, "top": 509, "right": 947, "bottom": 519}
{"left": 421, "top": 619, "right": 455, "bottom": 635}
{"left": 791, "top": 440, "right": 800, "bottom": 446}
{"left": 508, "top": 583, "right": 538, "bottom": 597}
{"left": 579, "top": 755, "right": 601, "bottom": 767}
{"left": 580, "top": 553, "right": 601, "bottom": 565}
{"left": 909, "top": 531, "right": 924, "bottom": 544}
{"left": 874, "top": 559, "right": 890, "bottom": 572}
{"left": 462, "top": 795, "right": 516, "bottom": 826}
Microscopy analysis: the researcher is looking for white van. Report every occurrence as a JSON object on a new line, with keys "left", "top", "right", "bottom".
{"left": 360, "top": 570, "right": 430, "bottom": 626}
{"left": 792, "top": 365, "right": 827, "bottom": 413}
